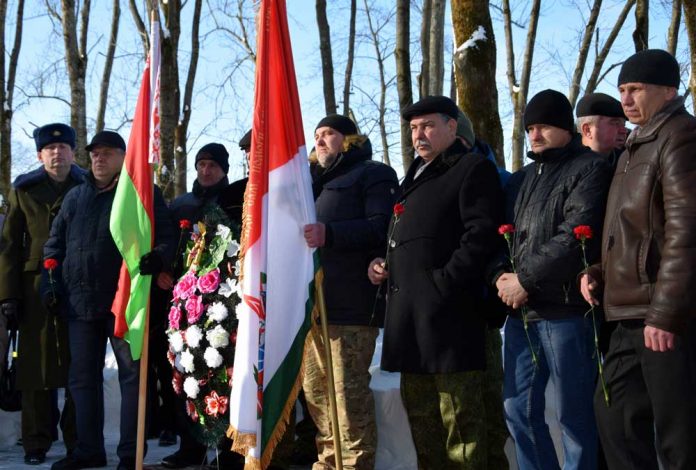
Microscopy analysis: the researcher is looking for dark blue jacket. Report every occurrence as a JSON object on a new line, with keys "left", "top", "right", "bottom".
{"left": 43, "top": 173, "right": 175, "bottom": 320}
{"left": 311, "top": 137, "right": 399, "bottom": 326}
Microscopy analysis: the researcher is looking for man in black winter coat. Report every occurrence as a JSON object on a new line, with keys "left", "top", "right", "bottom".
{"left": 495, "top": 90, "right": 612, "bottom": 470}
{"left": 302, "top": 114, "right": 398, "bottom": 469}
{"left": 368, "top": 96, "right": 504, "bottom": 469}
{"left": 43, "top": 131, "right": 175, "bottom": 470}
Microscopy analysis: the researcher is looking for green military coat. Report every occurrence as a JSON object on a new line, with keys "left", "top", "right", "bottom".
{"left": 0, "top": 166, "right": 83, "bottom": 390}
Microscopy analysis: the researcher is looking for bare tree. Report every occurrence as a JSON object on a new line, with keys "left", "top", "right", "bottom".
{"left": 568, "top": 0, "right": 602, "bottom": 107}
{"left": 131, "top": 0, "right": 203, "bottom": 198}
{"left": 395, "top": 0, "right": 414, "bottom": 171}
{"left": 427, "top": 0, "right": 446, "bottom": 95}
{"left": 502, "top": 0, "right": 541, "bottom": 170}
{"left": 95, "top": 0, "right": 121, "bottom": 133}
{"left": 363, "top": 0, "right": 391, "bottom": 167}
{"left": 53, "top": 0, "right": 91, "bottom": 167}
{"left": 685, "top": 0, "right": 696, "bottom": 102}
{"left": 584, "top": 0, "right": 636, "bottom": 94}
{"left": 0, "top": 0, "right": 24, "bottom": 198}
{"left": 342, "top": 0, "right": 357, "bottom": 116}
{"left": 418, "top": 0, "right": 432, "bottom": 99}
{"left": 667, "top": 0, "right": 682, "bottom": 56}
{"left": 451, "top": 0, "right": 505, "bottom": 168}
{"left": 633, "top": 0, "right": 649, "bottom": 51}
{"left": 316, "top": 0, "right": 337, "bottom": 114}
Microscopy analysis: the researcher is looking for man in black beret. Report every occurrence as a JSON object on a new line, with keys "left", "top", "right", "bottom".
{"left": 368, "top": 96, "right": 504, "bottom": 468}
{"left": 494, "top": 89, "right": 613, "bottom": 470}
{"left": 576, "top": 92, "right": 627, "bottom": 167}
{"left": 0, "top": 123, "right": 82, "bottom": 465}
{"left": 303, "top": 114, "right": 397, "bottom": 469}
{"left": 581, "top": 49, "right": 696, "bottom": 470}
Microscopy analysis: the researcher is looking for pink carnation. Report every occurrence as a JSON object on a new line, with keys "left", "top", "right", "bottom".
{"left": 197, "top": 268, "right": 220, "bottom": 294}
{"left": 174, "top": 272, "right": 198, "bottom": 300}
{"left": 186, "top": 295, "right": 204, "bottom": 324}
{"left": 168, "top": 306, "right": 182, "bottom": 330}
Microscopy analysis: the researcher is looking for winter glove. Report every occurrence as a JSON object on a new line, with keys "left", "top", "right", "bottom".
{"left": 139, "top": 251, "right": 164, "bottom": 275}
{"left": 0, "top": 300, "right": 20, "bottom": 330}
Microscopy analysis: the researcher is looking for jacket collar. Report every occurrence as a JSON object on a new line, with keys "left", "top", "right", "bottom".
{"left": 400, "top": 139, "right": 465, "bottom": 198}
{"left": 526, "top": 134, "right": 586, "bottom": 164}
{"left": 13, "top": 164, "right": 85, "bottom": 190}
{"left": 627, "top": 96, "right": 686, "bottom": 147}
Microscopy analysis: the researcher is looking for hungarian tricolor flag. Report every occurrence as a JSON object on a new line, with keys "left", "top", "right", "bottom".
{"left": 110, "top": 18, "right": 161, "bottom": 360}
{"left": 227, "top": 0, "right": 319, "bottom": 467}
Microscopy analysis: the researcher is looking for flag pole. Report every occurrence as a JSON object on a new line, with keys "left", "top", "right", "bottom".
{"left": 315, "top": 280, "right": 344, "bottom": 470}
{"left": 135, "top": 299, "right": 150, "bottom": 470}
{"left": 134, "top": 10, "right": 159, "bottom": 468}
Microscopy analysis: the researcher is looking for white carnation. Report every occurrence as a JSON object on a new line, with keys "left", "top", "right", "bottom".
{"left": 168, "top": 331, "right": 184, "bottom": 353}
{"left": 183, "top": 376, "right": 200, "bottom": 399}
{"left": 206, "top": 325, "right": 230, "bottom": 349}
{"left": 216, "top": 224, "right": 231, "bottom": 240}
{"left": 185, "top": 325, "right": 203, "bottom": 348}
{"left": 204, "top": 347, "right": 223, "bottom": 368}
{"left": 207, "top": 302, "right": 229, "bottom": 322}
{"left": 180, "top": 349, "right": 196, "bottom": 373}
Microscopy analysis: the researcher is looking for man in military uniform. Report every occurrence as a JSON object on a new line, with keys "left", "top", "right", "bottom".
{"left": 0, "top": 123, "right": 82, "bottom": 465}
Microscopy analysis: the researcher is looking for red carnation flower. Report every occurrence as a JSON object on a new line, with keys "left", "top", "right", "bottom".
{"left": 179, "top": 219, "right": 192, "bottom": 230}
{"left": 573, "top": 225, "right": 593, "bottom": 241}
{"left": 393, "top": 203, "right": 405, "bottom": 217}
{"left": 43, "top": 258, "right": 59, "bottom": 270}
{"left": 498, "top": 224, "right": 515, "bottom": 235}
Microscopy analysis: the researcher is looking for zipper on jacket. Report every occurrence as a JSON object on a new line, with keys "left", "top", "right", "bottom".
{"left": 537, "top": 162, "right": 544, "bottom": 175}
{"left": 563, "top": 282, "right": 570, "bottom": 304}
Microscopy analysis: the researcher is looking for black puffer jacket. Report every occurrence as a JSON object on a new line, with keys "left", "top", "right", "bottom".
{"left": 311, "top": 136, "right": 398, "bottom": 326}
{"left": 43, "top": 173, "right": 175, "bottom": 320}
{"left": 501, "top": 135, "right": 612, "bottom": 320}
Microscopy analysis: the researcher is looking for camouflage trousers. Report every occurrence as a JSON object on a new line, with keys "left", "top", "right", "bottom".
{"left": 302, "top": 325, "right": 378, "bottom": 470}
{"left": 401, "top": 370, "right": 487, "bottom": 470}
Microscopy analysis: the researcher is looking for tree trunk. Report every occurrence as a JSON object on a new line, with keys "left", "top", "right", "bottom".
{"left": 568, "top": 0, "right": 602, "bottom": 107}
{"left": 684, "top": 0, "right": 696, "bottom": 103}
{"left": 159, "top": 0, "right": 182, "bottom": 198}
{"left": 503, "top": 0, "right": 541, "bottom": 171}
{"left": 316, "top": 0, "right": 336, "bottom": 115}
{"left": 96, "top": 0, "right": 120, "bottom": 132}
{"left": 585, "top": 0, "right": 635, "bottom": 94}
{"left": 419, "top": 0, "right": 432, "bottom": 99}
{"left": 633, "top": 0, "right": 649, "bottom": 52}
{"left": 60, "top": 0, "right": 91, "bottom": 167}
{"left": 342, "top": 0, "right": 356, "bottom": 116}
{"left": 427, "top": 0, "right": 445, "bottom": 95}
{"left": 451, "top": 0, "right": 504, "bottom": 168}
{"left": 667, "top": 0, "right": 682, "bottom": 56}
{"left": 395, "top": 0, "right": 414, "bottom": 172}
{"left": 0, "top": 0, "right": 8, "bottom": 199}
{"left": 363, "top": 0, "right": 390, "bottom": 167}
{"left": 173, "top": 0, "right": 202, "bottom": 197}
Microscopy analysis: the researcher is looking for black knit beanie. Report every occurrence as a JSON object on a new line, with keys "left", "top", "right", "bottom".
{"left": 617, "top": 49, "right": 680, "bottom": 88}
{"left": 195, "top": 143, "right": 229, "bottom": 174}
{"left": 524, "top": 89, "right": 574, "bottom": 132}
{"left": 315, "top": 114, "right": 357, "bottom": 136}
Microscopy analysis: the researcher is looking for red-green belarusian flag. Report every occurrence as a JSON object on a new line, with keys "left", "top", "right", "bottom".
{"left": 110, "top": 18, "right": 161, "bottom": 360}
{"left": 227, "top": 0, "right": 320, "bottom": 467}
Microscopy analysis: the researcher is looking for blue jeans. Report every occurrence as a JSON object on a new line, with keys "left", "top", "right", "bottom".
{"left": 503, "top": 316, "right": 597, "bottom": 470}
{"left": 68, "top": 316, "right": 142, "bottom": 461}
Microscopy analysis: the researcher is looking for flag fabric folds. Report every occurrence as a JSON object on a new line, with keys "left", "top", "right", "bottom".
{"left": 110, "top": 19, "right": 161, "bottom": 360}
{"left": 227, "top": 0, "right": 319, "bottom": 467}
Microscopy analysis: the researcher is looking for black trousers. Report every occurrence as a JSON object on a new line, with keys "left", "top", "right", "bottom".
{"left": 595, "top": 319, "right": 696, "bottom": 470}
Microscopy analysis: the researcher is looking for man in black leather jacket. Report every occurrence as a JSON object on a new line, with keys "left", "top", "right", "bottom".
{"left": 495, "top": 90, "right": 612, "bottom": 470}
